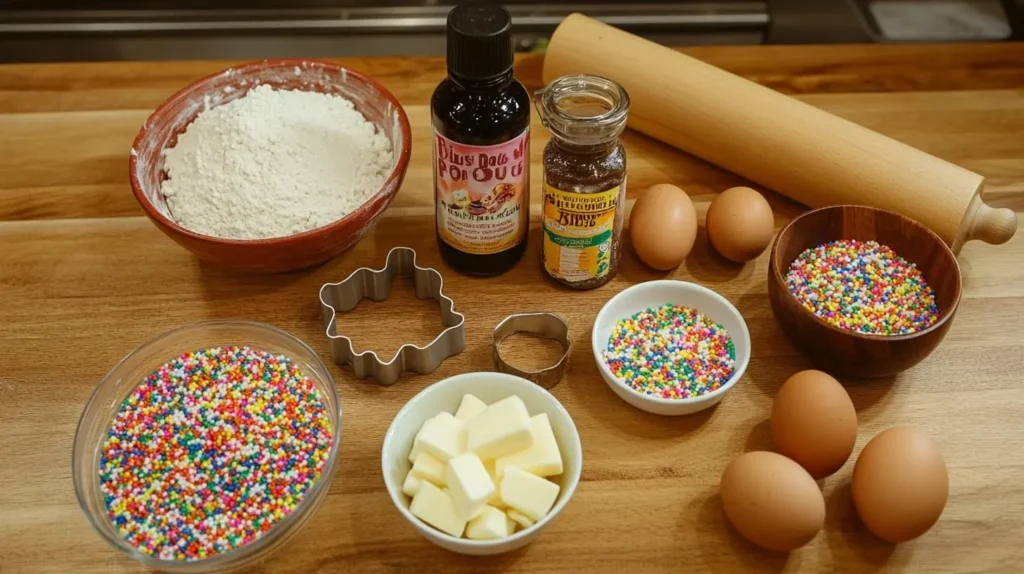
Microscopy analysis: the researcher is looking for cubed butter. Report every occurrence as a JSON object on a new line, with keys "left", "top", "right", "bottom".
{"left": 507, "top": 515, "right": 518, "bottom": 534}
{"left": 402, "top": 471, "right": 422, "bottom": 498}
{"left": 465, "top": 505, "right": 512, "bottom": 540}
{"left": 495, "top": 413, "right": 563, "bottom": 478}
{"left": 466, "top": 395, "right": 533, "bottom": 459}
{"left": 483, "top": 459, "right": 506, "bottom": 509}
{"left": 411, "top": 453, "right": 447, "bottom": 488}
{"left": 408, "top": 416, "right": 436, "bottom": 463}
{"left": 454, "top": 394, "right": 488, "bottom": 423}
{"left": 413, "top": 411, "right": 465, "bottom": 462}
{"left": 500, "top": 467, "right": 560, "bottom": 522}
{"left": 506, "top": 508, "right": 535, "bottom": 529}
{"left": 445, "top": 452, "right": 495, "bottom": 520}
{"left": 410, "top": 481, "right": 467, "bottom": 538}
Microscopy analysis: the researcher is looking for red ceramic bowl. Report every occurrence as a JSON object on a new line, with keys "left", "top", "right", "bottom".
{"left": 130, "top": 59, "right": 411, "bottom": 273}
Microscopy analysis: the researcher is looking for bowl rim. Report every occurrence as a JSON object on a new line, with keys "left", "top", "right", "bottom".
{"left": 381, "top": 371, "right": 583, "bottom": 548}
{"left": 590, "top": 280, "right": 752, "bottom": 406}
{"left": 128, "top": 58, "right": 413, "bottom": 246}
{"left": 769, "top": 204, "right": 963, "bottom": 342}
{"left": 72, "top": 319, "right": 344, "bottom": 569}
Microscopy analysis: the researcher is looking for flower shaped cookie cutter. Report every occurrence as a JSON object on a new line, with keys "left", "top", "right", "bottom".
{"left": 318, "top": 247, "right": 466, "bottom": 385}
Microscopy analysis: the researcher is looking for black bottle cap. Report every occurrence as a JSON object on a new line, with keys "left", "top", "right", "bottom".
{"left": 446, "top": 2, "right": 514, "bottom": 80}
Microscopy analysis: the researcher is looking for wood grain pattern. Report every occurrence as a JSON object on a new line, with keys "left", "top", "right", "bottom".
{"left": 767, "top": 205, "right": 961, "bottom": 378}
{"left": 4, "top": 43, "right": 1024, "bottom": 114}
{"left": 1, "top": 44, "right": 1024, "bottom": 574}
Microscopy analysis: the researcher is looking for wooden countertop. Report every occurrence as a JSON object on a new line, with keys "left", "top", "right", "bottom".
{"left": 2, "top": 43, "right": 1023, "bottom": 573}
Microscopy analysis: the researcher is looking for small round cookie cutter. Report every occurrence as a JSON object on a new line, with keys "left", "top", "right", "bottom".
{"left": 492, "top": 312, "right": 571, "bottom": 389}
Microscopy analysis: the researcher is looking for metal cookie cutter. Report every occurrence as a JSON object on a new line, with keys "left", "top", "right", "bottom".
{"left": 319, "top": 247, "right": 466, "bottom": 386}
{"left": 492, "top": 312, "right": 571, "bottom": 389}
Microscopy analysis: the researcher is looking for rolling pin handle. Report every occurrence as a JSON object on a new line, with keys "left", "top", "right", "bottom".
{"left": 969, "top": 203, "right": 1018, "bottom": 245}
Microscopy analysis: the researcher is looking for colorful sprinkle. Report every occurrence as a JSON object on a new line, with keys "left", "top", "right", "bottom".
{"left": 784, "top": 239, "right": 941, "bottom": 335}
{"left": 99, "top": 346, "right": 334, "bottom": 561}
{"left": 603, "top": 304, "right": 736, "bottom": 399}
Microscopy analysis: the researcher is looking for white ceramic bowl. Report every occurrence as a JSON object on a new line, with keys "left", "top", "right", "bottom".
{"left": 381, "top": 372, "right": 582, "bottom": 555}
{"left": 591, "top": 280, "right": 751, "bottom": 416}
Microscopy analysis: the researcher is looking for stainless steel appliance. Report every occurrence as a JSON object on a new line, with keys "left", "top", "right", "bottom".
{"left": 0, "top": 1, "right": 1017, "bottom": 63}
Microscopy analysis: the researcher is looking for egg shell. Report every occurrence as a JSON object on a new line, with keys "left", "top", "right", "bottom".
{"left": 629, "top": 184, "right": 698, "bottom": 270}
{"left": 706, "top": 186, "right": 774, "bottom": 262}
{"left": 771, "top": 370, "right": 857, "bottom": 478}
{"left": 852, "top": 427, "right": 948, "bottom": 543}
{"left": 720, "top": 451, "right": 825, "bottom": 551}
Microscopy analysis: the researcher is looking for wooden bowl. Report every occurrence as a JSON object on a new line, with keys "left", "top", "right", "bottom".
{"left": 129, "top": 59, "right": 411, "bottom": 273}
{"left": 768, "top": 205, "right": 962, "bottom": 378}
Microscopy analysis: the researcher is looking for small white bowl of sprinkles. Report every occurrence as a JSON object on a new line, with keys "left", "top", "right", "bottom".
{"left": 592, "top": 280, "right": 751, "bottom": 416}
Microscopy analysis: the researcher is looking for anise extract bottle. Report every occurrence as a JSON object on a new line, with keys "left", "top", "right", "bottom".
{"left": 432, "top": 2, "right": 531, "bottom": 276}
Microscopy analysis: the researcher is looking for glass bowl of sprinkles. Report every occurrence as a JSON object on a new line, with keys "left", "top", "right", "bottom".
{"left": 591, "top": 280, "right": 752, "bottom": 416}
{"left": 768, "top": 205, "right": 962, "bottom": 379}
{"left": 72, "top": 320, "right": 342, "bottom": 572}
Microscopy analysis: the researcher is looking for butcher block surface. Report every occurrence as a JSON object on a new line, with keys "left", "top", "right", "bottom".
{"left": 1, "top": 43, "right": 1023, "bottom": 573}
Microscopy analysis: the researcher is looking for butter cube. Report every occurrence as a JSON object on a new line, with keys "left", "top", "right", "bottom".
{"left": 408, "top": 416, "right": 435, "bottom": 463}
{"left": 402, "top": 471, "right": 422, "bottom": 498}
{"left": 466, "top": 395, "right": 533, "bottom": 459}
{"left": 410, "top": 481, "right": 467, "bottom": 538}
{"left": 507, "top": 515, "right": 518, "bottom": 534}
{"left": 483, "top": 459, "right": 506, "bottom": 509}
{"left": 445, "top": 452, "right": 495, "bottom": 520}
{"left": 495, "top": 413, "right": 563, "bottom": 478}
{"left": 506, "top": 508, "right": 535, "bottom": 529}
{"left": 465, "top": 505, "right": 512, "bottom": 540}
{"left": 414, "top": 411, "right": 465, "bottom": 462}
{"left": 411, "top": 453, "right": 447, "bottom": 488}
{"left": 454, "top": 394, "right": 488, "bottom": 423}
{"left": 500, "top": 467, "right": 560, "bottom": 522}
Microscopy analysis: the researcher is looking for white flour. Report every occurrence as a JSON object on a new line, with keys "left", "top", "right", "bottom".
{"left": 161, "top": 84, "right": 394, "bottom": 240}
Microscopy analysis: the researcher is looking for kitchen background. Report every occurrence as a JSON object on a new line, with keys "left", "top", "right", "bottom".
{"left": 0, "top": 0, "right": 1020, "bottom": 63}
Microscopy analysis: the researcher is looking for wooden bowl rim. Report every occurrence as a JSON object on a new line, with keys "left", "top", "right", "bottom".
{"left": 769, "top": 204, "right": 962, "bottom": 342}
{"left": 128, "top": 58, "right": 413, "bottom": 247}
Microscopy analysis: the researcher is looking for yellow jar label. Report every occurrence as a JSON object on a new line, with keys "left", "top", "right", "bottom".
{"left": 542, "top": 184, "right": 620, "bottom": 282}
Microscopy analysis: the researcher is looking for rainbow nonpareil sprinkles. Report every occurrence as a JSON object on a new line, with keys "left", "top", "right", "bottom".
{"left": 603, "top": 304, "right": 736, "bottom": 399}
{"left": 99, "top": 346, "right": 334, "bottom": 561}
{"left": 784, "top": 239, "right": 941, "bottom": 335}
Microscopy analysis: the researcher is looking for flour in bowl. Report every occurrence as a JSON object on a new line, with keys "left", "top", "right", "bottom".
{"left": 160, "top": 84, "right": 394, "bottom": 240}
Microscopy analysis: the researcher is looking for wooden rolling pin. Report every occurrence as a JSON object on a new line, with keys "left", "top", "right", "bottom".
{"left": 543, "top": 14, "right": 1017, "bottom": 252}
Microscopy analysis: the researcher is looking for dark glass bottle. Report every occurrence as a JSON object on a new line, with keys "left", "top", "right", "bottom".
{"left": 432, "top": 2, "right": 531, "bottom": 277}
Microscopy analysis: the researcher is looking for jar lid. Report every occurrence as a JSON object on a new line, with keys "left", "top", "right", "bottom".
{"left": 446, "top": 3, "right": 514, "bottom": 80}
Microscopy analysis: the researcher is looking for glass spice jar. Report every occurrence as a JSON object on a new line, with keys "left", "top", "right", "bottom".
{"left": 535, "top": 74, "right": 630, "bottom": 290}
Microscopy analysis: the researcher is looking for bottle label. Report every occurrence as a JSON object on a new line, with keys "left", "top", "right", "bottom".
{"left": 434, "top": 128, "right": 530, "bottom": 255}
{"left": 542, "top": 183, "right": 620, "bottom": 282}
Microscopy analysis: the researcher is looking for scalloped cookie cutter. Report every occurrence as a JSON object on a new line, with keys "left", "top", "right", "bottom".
{"left": 319, "top": 247, "right": 466, "bottom": 385}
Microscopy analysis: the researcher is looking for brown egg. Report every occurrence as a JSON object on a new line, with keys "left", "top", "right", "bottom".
{"left": 629, "top": 183, "right": 698, "bottom": 270}
{"left": 771, "top": 370, "right": 857, "bottom": 478}
{"left": 706, "top": 186, "right": 774, "bottom": 262}
{"left": 852, "top": 428, "right": 948, "bottom": 543}
{"left": 720, "top": 451, "right": 825, "bottom": 551}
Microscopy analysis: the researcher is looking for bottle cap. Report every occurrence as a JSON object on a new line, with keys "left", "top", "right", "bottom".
{"left": 446, "top": 3, "right": 514, "bottom": 80}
